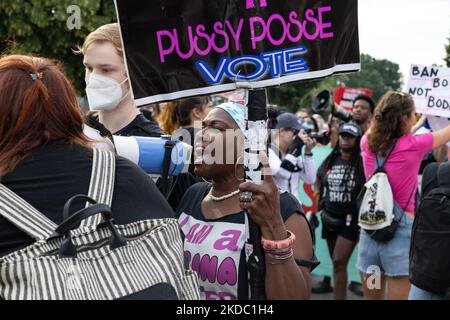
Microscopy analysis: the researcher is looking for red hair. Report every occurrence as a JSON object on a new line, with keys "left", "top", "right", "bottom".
{"left": 0, "top": 55, "right": 90, "bottom": 175}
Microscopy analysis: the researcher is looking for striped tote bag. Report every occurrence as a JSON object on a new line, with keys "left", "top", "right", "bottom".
{"left": 0, "top": 148, "right": 200, "bottom": 300}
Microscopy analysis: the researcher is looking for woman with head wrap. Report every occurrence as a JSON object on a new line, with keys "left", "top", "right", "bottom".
{"left": 176, "top": 102, "right": 315, "bottom": 300}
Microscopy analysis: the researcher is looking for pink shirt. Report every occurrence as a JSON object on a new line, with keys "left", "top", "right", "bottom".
{"left": 361, "top": 133, "right": 434, "bottom": 214}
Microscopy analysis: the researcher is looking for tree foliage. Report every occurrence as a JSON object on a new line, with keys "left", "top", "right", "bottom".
{"left": 445, "top": 37, "right": 450, "bottom": 67}
{"left": 268, "top": 53, "right": 403, "bottom": 112}
{"left": 267, "top": 80, "right": 321, "bottom": 111}
{"left": 336, "top": 54, "right": 402, "bottom": 102}
{"left": 0, "top": 0, "right": 116, "bottom": 93}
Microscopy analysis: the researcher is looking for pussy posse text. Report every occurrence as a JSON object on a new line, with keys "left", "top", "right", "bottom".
{"left": 156, "top": 6, "right": 334, "bottom": 84}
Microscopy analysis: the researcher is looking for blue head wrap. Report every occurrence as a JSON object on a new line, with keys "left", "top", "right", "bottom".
{"left": 214, "top": 102, "right": 246, "bottom": 132}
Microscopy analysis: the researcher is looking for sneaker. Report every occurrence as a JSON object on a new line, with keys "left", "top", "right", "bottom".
{"left": 312, "top": 276, "right": 333, "bottom": 294}
{"left": 348, "top": 281, "right": 363, "bottom": 297}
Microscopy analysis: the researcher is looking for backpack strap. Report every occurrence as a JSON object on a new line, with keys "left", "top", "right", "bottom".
{"left": 437, "top": 162, "right": 450, "bottom": 188}
{"left": 375, "top": 140, "right": 398, "bottom": 170}
{"left": 0, "top": 148, "right": 116, "bottom": 239}
{"left": 79, "top": 148, "right": 116, "bottom": 229}
{"left": 0, "top": 185, "right": 58, "bottom": 241}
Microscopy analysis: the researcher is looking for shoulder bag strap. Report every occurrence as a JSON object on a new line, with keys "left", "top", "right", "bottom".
{"left": 396, "top": 184, "right": 417, "bottom": 223}
{"left": 79, "top": 148, "right": 116, "bottom": 229}
{"left": 0, "top": 184, "right": 58, "bottom": 241}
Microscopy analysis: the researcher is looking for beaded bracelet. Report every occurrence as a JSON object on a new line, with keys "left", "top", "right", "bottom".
{"left": 261, "top": 230, "right": 296, "bottom": 251}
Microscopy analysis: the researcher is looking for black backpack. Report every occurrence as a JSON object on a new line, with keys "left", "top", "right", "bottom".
{"left": 410, "top": 162, "right": 450, "bottom": 297}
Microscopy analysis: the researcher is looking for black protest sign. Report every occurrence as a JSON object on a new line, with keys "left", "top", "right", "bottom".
{"left": 114, "top": 0, "right": 360, "bottom": 106}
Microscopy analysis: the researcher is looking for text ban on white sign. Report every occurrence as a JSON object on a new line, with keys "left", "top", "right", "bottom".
{"left": 407, "top": 65, "right": 450, "bottom": 117}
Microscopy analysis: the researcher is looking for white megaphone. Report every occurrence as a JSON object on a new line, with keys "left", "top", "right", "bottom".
{"left": 113, "top": 135, "right": 192, "bottom": 176}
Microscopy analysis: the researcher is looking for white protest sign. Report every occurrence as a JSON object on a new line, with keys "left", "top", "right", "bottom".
{"left": 426, "top": 115, "right": 450, "bottom": 147}
{"left": 407, "top": 65, "right": 450, "bottom": 117}
{"left": 427, "top": 115, "right": 450, "bottom": 131}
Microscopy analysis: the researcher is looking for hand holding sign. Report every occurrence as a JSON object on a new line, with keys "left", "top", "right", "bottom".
{"left": 239, "top": 151, "right": 286, "bottom": 241}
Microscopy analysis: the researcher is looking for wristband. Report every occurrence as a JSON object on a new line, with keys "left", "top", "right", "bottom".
{"left": 261, "top": 230, "right": 296, "bottom": 251}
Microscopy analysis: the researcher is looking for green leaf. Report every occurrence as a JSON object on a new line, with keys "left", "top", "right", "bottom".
{"left": 0, "top": 0, "right": 116, "bottom": 93}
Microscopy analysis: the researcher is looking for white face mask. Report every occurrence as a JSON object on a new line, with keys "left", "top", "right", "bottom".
{"left": 85, "top": 73, "right": 129, "bottom": 111}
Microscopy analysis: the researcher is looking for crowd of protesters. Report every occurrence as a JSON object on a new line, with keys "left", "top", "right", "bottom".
{"left": 0, "top": 22, "right": 449, "bottom": 301}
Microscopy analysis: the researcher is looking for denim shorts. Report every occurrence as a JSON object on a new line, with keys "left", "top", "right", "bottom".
{"left": 357, "top": 215, "right": 413, "bottom": 277}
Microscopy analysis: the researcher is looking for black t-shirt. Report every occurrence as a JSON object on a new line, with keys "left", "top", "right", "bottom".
{"left": 140, "top": 109, "right": 156, "bottom": 123}
{"left": 419, "top": 152, "right": 437, "bottom": 175}
{"left": 176, "top": 182, "right": 305, "bottom": 300}
{"left": 164, "top": 172, "right": 201, "bottom": 211}
{"left": 0, "top": 142, "right": 175, "bottom": 257}
{"left": 318, "top": 157, "right": 365, "bottom": 218}
{"left": 114, "top": 113, "right": 162, "bottom": 137}
{"left": 86, "top": 112, "right": 162, "bottom": 138}
{"left": 163, "top": 126, "right": 201, "bottom": 210}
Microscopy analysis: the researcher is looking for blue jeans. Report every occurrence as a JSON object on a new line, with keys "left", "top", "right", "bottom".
{"left": 409, "top": 284, "right": 447, "bottom": 300}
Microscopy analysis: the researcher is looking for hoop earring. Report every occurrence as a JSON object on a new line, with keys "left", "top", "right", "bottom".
{"left": 235, "top": 156, "right": 245, "bottom": 182}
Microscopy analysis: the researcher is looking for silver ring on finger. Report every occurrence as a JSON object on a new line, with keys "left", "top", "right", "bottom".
{"left": 240, "top": 191, "right": 253, "bottom": 203}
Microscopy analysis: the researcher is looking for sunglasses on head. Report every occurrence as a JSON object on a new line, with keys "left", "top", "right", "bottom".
{"left": 393, "top": 91, "right": 408, "bottom": 108}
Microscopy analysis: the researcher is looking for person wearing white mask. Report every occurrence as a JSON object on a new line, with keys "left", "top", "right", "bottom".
{"left": 79, "top": 23, "right": 202, "bottom": 211}
{"left": 79, "top": 23, "right": 162, "bottom": 138}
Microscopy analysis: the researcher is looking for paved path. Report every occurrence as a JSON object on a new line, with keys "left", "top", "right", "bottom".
{"left": 310, "top": 276, "right": 364, "bottom": 300}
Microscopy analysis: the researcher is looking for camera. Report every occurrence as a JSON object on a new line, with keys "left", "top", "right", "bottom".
{"left": 308, "top": 130, "right": 331, "bottom": 145}
{"left": 333, "top": 109, "right": 352, "bottom": 123}
{"left": 312, "top": 90, "right": 352, "bottom": 123}
{"left": 293, "top": 120, "right": 331, "bottom": 146}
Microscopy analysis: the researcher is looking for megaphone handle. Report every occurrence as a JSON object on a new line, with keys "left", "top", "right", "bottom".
{"left": 327, "top": 113, "right": 342, "bottom": 149}
{"left": 331, "top": 101, "right": 339, "bottom": 115}
{"left": 328, "top": 101, "right": 341, "bottom": 124}
{"left": 161, "top": 141, "right": 176, "bottom": 197}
